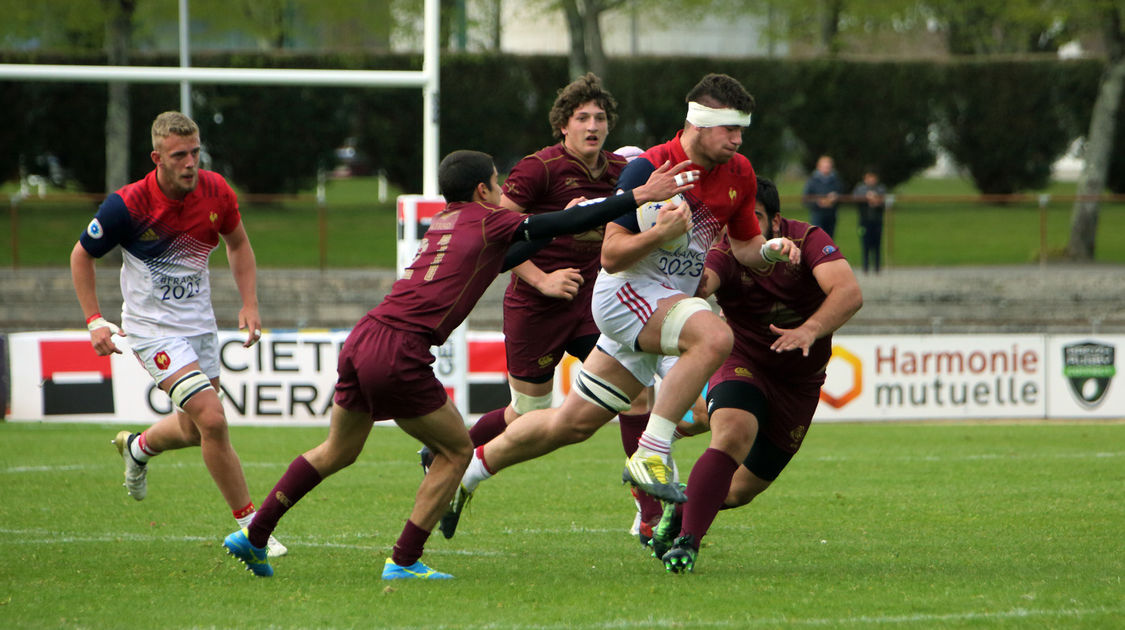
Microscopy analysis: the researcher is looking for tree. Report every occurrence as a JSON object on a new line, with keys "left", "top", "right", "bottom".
{"left": 103, "top": 0, "right": 135, "bottom": 194}
{"left": 1068, "top": 4, "right": 1125, "bottom": 260}
{"left": 559, "top": 0, "right": 622, "bottom": 80}
{"left": 921, "top": 0, "right": 1074, "bottom": 55}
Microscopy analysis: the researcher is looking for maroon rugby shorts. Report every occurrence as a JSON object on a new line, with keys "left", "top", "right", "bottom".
{"left": 708, "top": 349, "right": 824, "bottom": 454}
{"left": 334, "top": 317, "right": 449, "bottom": 421}
{"left": 502, "top": 290, "right": 598, "bottom": 380}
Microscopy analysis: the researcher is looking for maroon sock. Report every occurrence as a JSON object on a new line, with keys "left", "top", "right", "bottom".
{"left": 391, "top": 519, "right": 432, "bottom": 567}
{"left": 634, "top": 488, "right": 664, "bottom": 526}
{"left": 247, "top": 455, "right": 322, "bottom": 548}
{"left": 681, "top": 448, "right": 739, "bottom": 544}
{"left": 617, "top": 412, "right": 649, "bottom": 457}
{"left": 468, "top": 407, "right": 508, "bottom": 447}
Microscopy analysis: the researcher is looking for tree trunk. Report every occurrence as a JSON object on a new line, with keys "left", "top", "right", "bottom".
{"left": 104, "top": 0, "right": 134, "bottom": 194}
{"left": 818, "top": 0, "right": 841, "bottom": 56}
{"left": 491, "top": 0, "right": 503, "bottom": 51}
{"left": 1067, "top": 13, "right": 1125, "bottom": 261}
{"left": 562, "top": 0, "right": 586, "bottom": 78}
{"left": 584, "top": 1, "right": 608, "bottom": 81}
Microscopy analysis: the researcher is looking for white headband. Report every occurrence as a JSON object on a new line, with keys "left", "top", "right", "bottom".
{"left": 686, "top": 101, "right": 752, "bottom": 128}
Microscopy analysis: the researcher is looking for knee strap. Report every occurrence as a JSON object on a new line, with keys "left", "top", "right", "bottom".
{"left": 509, "top": 383, "right": 555, "bottom": 415}
{"left": 574, "top": 369, "right": 632, "bottom": 414}
{"left": 659, "top": 297, "right": 712, "bottom": 356}
{"left": 169, "top": 370, "right": 213, "bottom": 409}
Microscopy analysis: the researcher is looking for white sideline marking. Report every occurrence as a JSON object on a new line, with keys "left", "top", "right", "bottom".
{"left": 380, "top": 606, "right": 1122, "bottom": 630}
{"left": 0, "top": 528, "right": 502, "bottom": 556}
{"left": 2, "top": 464, "right": 91, "bottom": 473}
{"left": 5, "top": 450, "right": 1120, "bottom": 476}
{"left": 1, "top": 459, "right": 417, "bottom": 474}
{"left": 809, "top": 451, "right": 1122, "bottom": 463}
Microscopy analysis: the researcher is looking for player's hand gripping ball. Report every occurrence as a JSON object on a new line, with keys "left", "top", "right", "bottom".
{"left": 636, "top": 194, "right": 690, "bottom": 252}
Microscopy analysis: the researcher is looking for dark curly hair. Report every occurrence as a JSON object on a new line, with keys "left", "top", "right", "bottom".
{"left": 549, "top": 73, "right": 619, "bottom": 140}
{"left": 684, "top": 73, "right": 755, "bottom": 114}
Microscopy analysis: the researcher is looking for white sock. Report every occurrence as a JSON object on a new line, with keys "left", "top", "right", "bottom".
{"left": 636, "top": 413, "right": 676, "bottom": 455}
{"left": 129, "top": 433, "right": 155, "bottom": 464}
{"left": 236, "top": 513, "right": 254, "bottom": 530}
{"left": 462, "top": 448, "right": 493, "bottom": 493}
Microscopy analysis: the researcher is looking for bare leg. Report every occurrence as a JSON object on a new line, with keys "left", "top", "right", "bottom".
{"left": 180, "top": 387, "right": 251, "bottom": 510}
{"left": 726, "top": 466, "right": 774, "bottom": 508}
{"left": 638, "top": 304, "right": 732, "bottom": 422}
{"left": 144, "top": 366, "right": 250, "bottom": 511}
{"left": 482, "top": 348, "right": 642, "bottom": 472}
{"left": 393, "top": 398, "right": 474, "bottom": 532}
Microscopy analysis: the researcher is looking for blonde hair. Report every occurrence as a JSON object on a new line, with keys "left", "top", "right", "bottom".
{"left": 151, "top": 111, "right": 199, "bottom": 151}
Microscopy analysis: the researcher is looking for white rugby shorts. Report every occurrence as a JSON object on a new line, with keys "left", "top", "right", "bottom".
{"left": 592, "top": 272, "right": 687, "bottom": 387}
{"left": 130, "top": 332, "right": 220, "bottom": 384}
{"left": 592, "top": 273, "right": 683, "bottom": 351}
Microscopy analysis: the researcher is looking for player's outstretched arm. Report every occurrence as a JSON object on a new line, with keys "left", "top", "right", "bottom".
{"left": 730, "top": 234, "right": 801, "bottom": 269}
{"left": 503, "top": 161, "right": 698, "bottom": 270}
{"left": 768, "top": 259, "right": 862, "bottom": 356}
{"left": 515, "top": 160, "right": 697, "bottom": 243}
{"left": 499, "top": 193, "right": 581, "bottom": 298}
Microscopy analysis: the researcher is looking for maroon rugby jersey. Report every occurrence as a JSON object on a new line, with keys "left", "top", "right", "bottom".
{"left": 706, "top": 218, "right": 845, "bottom": 378}
{"left": 502, "top": 144, "right": 626, "bottom": 303}
{"left": 370, "top": 200, "right": 525, "bottom": 345}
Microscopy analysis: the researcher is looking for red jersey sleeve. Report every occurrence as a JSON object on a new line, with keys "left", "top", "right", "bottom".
{"left": 725, "top": 169, "right": 760, "bottom": 242}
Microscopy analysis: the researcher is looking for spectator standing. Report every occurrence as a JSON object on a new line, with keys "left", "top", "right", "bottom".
{"left": 803, "top": 155, "right": 843, "bottom": 238}
{"left": 853, "top": 168, "right": 887, "bottom": 273}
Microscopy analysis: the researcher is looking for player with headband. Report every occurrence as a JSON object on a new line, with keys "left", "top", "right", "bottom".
{"left": 443, "top": 73, "right": 800, "bottom": 538}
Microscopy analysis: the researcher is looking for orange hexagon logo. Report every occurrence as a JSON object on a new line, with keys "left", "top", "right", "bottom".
{"left": 820, "top": 344, "right": 862, "bottom": 408}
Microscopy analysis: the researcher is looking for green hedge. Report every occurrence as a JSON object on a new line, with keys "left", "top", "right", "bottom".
{"left": 0, "top": 52, "right": 1108, "bottom": 195}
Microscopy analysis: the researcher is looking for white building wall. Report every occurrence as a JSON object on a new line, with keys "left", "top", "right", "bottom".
{"left": 392, "top": 2, "right": 783, "bottom": 58}
{"left": 498, "top": 4, "right": 782, "bottom": 58}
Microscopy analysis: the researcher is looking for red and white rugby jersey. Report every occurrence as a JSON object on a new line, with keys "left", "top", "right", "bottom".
{"left": 608, "top": 131, "right": 760, "bottom": 296}
{"left": 79, "top": 169, "right": 241, "bottom": 338}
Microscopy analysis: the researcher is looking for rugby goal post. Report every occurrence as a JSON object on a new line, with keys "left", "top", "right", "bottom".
{"left": 0, "top": 0, "right": 441, "bottom": 194}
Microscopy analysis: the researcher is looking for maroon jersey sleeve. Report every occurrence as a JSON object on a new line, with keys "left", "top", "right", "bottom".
{"left": 502, "top": 145, "right": 625, "bottom": 303}
{"left": 372, "top": 202, "right": 525, "bottom": 344}
{"left": 710, "top": 218, "right": 844, "bottom": 378}
{"left": 502, "top": 155, "right": 550, "bottom": 211}
{"left": 795, "top": 221, "right": 846, "bottom": 268}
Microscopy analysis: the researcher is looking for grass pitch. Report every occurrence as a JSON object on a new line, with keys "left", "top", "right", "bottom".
{"left": 0, "top": 420, "right": 1121, "bottom": 629}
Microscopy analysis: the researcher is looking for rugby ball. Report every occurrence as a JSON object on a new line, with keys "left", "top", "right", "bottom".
{"left": 636, "top": 194, "right": 690, "bottom": 251}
